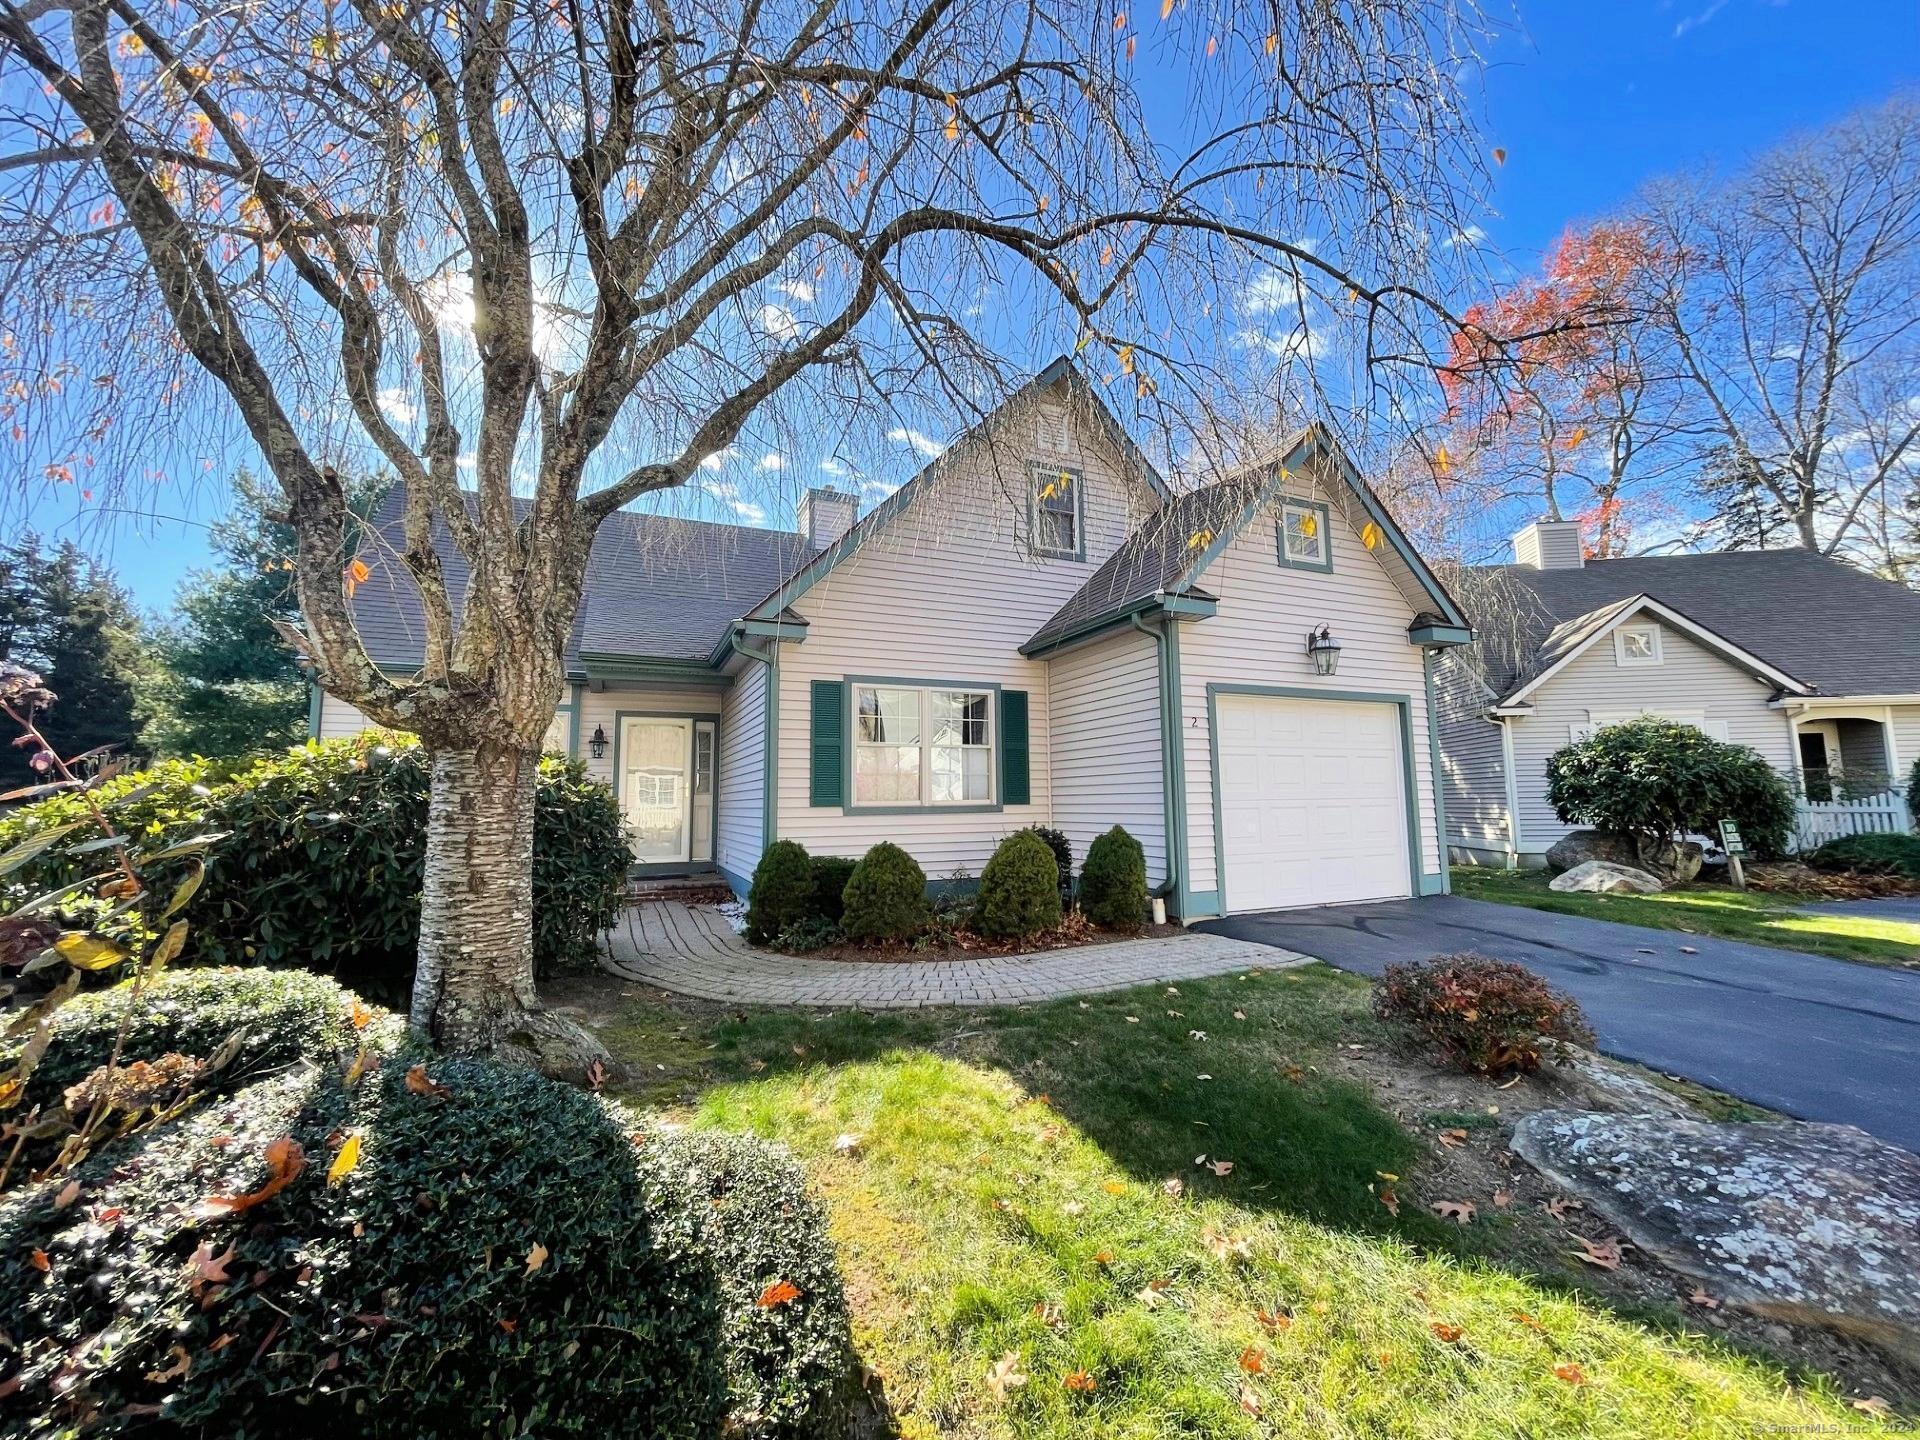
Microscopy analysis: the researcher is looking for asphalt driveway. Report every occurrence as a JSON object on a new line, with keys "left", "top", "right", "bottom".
{"left": 1198, "top": 895, "right": 1920, "bottom": 1154}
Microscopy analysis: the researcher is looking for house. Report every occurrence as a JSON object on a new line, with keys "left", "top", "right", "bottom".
{"left": 316, "top": 358, "right": 1473, "bottom": 919}
{"left": 1437, "top": 519, "right": 1920, "bottom": 867}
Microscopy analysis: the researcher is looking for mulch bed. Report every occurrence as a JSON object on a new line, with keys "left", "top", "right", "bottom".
{"left": 1743, "top": 862, "right": 1920, "bottom": 900}
{"left": 788, "top": 911, "right": 1186, "bottom": 963}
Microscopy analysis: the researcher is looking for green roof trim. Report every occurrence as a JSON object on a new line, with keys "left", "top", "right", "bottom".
{"left": 1409, "top": 622, "right": 1474, "bottom": 647}
{"left": 1019, "top": 591, "right": 1217, "bottom": 659}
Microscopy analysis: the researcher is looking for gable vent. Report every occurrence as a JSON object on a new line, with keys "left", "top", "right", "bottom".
{"left": 1512, "top": 518, "right": 1585, "bottom": 570}
{"left": 1032, "top": 405, "right": 1072, "bottom": 457}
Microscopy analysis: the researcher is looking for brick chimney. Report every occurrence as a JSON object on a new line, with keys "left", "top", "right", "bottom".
{"left": 1511, "top": 518, "right": 1585, "bottom": 570}
{"left": 798, "top": 487, "right": 859, "bottom": 550}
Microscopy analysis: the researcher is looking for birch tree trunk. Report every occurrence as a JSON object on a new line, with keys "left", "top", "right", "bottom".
{"left": 411, "top": 741, "right": 609, "bottom": 1077}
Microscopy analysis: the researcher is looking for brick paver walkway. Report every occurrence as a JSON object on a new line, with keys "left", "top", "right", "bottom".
{"left": 601, "top": 901, "right": 1310, "bottom": 1008}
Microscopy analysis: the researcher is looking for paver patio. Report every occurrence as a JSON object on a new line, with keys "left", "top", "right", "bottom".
{"left": 601, "top": 901, "right": 1305, "bottom": 1007}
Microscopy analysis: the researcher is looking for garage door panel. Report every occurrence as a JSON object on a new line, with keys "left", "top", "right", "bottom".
{"left": 1215, "top": 694, "right": 1410, "bottom": 913}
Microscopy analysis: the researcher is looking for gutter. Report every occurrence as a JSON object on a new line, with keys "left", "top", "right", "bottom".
{"left": 1129, "top": 610, "right": 1183, "bottom": 906}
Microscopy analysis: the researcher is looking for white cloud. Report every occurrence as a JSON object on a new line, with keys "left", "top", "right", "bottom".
{"left": 1445, "top": 224, "right": 1489, "bottom": 249}
{"left": 757, "top": 452, "right": 785, "bottom": 471}
{"left": 698, "top": 446, "right": 740, "bottom": 471}
{"left": 1232, "top": 324, "right": 1326, "bottom": 362}
{"left": 886, "top": 426, "right": 945, "bottom": 459}
{"left": 1674, "top": 0, "right": 1729, "bottom": 37}
{"left": 376, "top": 387, "right": 417, "bottom": 424}
{"left": 861, "top": 478, "right": 901, "bottom": 500}
{"left": 757, "top": 304, "right": 800, "bottom": 341}
{"left": 704, "top": 481, "right": 766, "bottom": 525}
{"left": 1239, "top": 268, "right": 1310, "bottom": 318}
{"left": 818, "top": 457, "right": 853, "bottom": 477}
{"left": 775, "top": 279, "right": 815, "bottom": 304}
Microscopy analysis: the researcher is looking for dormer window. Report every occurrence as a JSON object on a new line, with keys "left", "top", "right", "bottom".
{"left": 1029, "top": 463, "right": 1085, "bottom": 560}
{"left": 1614, "top": 624, "right": 1663, "bottom": 666}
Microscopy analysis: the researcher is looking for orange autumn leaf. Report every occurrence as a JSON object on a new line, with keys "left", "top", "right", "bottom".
{"left": 757, "top": 1279, "right": 802, "bottom": 1308}
{"left": 1430, "top": 1321, "right": 1464, "bottom": 1344}
{"left": 1101, "top": 1179, "right": 1126, "bottom": 1194}
{"left": 1205, "top": 34, "right": 1216, "bottom": 56}
{"left": 1553, "top": 1362, "right": 1587, "bottom": 1385}
{"left": 943, "top": 115, "right": 960, "bottom": 142}
{"left": 1158, "top": 0, "right": 1172, "bottom": 16}
{"left": 1264, "top": 32, "right": 1276, "bottom": 54}
{"left": 348, "top": 999, "right": 373, "bottom": 1030}
{"left": 1062, "top": 1369, "right": 1097, "bottom": 1393}
{"left": 201, "top": 1137, "right": 305, "bottom": 1215}
{"left": 28, "top": 1248, "right": 49, "bottom": 1273}
{"left": 1125, "top": 34, "right": 1136, "bottom": 61}
{"left": 1492, "top": 146, "right": 1508, "bottom": 166}
{"left": 1238, "top": 1345, "right": 1265, "bottom": 1374}
{"left": 1255, "top": 1306, "right": 1292, "bottom": 1332}
{"left": 405, "top": 1064, "right": 451, "bottom": 1098}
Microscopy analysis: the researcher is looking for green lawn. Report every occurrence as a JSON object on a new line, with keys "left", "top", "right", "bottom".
{"left": 1453, "top": 866, "right": 1920, "bottom": 969}
{"left": 585, "top": 966, "right": 1892, "bottom": 1437}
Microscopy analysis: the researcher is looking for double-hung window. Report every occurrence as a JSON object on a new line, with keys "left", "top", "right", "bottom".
{"left": 1029, "top": 464, "right": 1084, "bottom": 560}
{"left": 1277, "top": 498, "right": 1332, "bottom": 570}
{"left": 854, "top": 684, "right": 993, "bottom": 806}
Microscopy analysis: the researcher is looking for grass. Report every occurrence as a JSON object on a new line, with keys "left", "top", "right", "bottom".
{"left": 1452, "top": 865, "right": 1920, "bottom": 968}
{"left": 591, "top": 966, "right": 1890, "bottom": 1437}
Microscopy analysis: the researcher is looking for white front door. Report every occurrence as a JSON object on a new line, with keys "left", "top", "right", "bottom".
{"left": 1215, "top": 694, "right": 1411, "bottom": 913}
{"left": 621, "top": 717, "right": 692, "bottom": 863}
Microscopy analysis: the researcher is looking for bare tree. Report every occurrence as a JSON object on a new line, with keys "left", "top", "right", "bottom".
{"left": 0, "top": 0, "right": 1499, "bottom": 1069}
{"left": 1640, "top": 95, "right": 1920, "bottom": 562}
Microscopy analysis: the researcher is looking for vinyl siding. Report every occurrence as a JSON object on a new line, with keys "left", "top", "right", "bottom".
{"left": 317, "top": 693, "right": 374, "bottom": 740}
{"left": 1178, "top": 476, "right": 1442, "bottom": 906}
{"left": 1045, "top": 628, "right": 1167, "bottom": 887}
{"left": 1433, "top": 649, "right": 1511, "bottom": 856}
{"left": 773, "top": 387, "right": 1160, "bottom": 875}
{"left": 717, "top": 664, "right": 767, "bottom": 887}
{"left": 1891, "top": 706, "right": 1920, "bottom": 787}
{"left": 1507, "top": 617, "right": 1792, "bottom": 854}
{"left": 575, "top": 684, "right": 724, "bottom": 788}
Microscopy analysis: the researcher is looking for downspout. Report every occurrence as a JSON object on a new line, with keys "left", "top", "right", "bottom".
{"left": 1130, "top": 609, "right": 1182, "bottom": 909}
{"left": 727, "top": 632, "right": 778, "bottom": 859}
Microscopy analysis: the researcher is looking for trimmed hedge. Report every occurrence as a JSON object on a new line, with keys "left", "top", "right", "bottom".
{"left": 1080, "top": 826, "right": 1149, "bottom": 931}
{"left": 0, "top": 974, "right": 853, "bottom": 1439}
{"left": 747, "top": 840, "right": 815, "bottom": 945}
{"left": 808, "top": 856, "right": 859, "bottom": 925}
{"left": 841, "top": 843, "right": 929, "bottom": 943}
{"left": 972, "top": 831, "right": 1062, "bottom": 939}
{"left": 1019, "top": 826, "right": 1074, "bottom": 898}
{"left": 1543, "top": 718, "right": 1795, "bottom": 862}
{"left": 0, "top": 734, "right": 628, "bottom": 993}
{"left": 1373, "top": 953, "right": 1594, "bottom": 1076}
{"left": 1807, "top": 832, "right": 1920, "bottom": 881}
{"left": 12, "top": 967, "right": 385, "bottom": 1117}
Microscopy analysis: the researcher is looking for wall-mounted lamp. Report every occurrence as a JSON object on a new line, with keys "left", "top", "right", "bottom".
{"left": 588, "top": 724, "right": 609, "bottom": 760}
{"left": 1306, "top": 624, "right": 1342, "bottom": 677}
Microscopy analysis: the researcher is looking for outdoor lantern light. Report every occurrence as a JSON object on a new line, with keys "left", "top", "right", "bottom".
{"left": 1306, "top": 624, "right": 1342, "bottom": 676}
{"left": 588, "top": 725, "right": 609, "bottom": 760}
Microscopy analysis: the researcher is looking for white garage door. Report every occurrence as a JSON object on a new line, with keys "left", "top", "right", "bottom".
{"left": 1215, "top": 694, "right": 1411, "bottom": 912}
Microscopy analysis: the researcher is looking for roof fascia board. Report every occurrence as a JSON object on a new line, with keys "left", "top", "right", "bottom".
{"left": 1499, "top": 594, "right": 1814, "bottom": 707}
{"left": 1019, "top": 591, "right": 1218, "bottom": 659}
{"left": 1409, "top": 622, "right": 1474, "bottom": 647}
{"left": 1772, "top": 692, "right": 1920, "bottom": 709}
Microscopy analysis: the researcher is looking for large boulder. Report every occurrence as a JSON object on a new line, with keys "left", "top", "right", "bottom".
{"left": 1548, "top": 860, "right": 1666, "bottom": 895}
{"left": 1546, "top": 829, "right": 1703, "bottom": 882}
{"left": 1512, "top": 1110, "right": 1920, "bottom": 1363}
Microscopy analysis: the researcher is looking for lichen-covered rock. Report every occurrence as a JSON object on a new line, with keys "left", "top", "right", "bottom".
{"left": 1548, "top": 860, "right": 1666, "bottom": 894}
{"left": 1545, "top": 830, "right": 1703, "bottom": 881}
{"left": 1512, "top": 1110, "right": 1920, "bottom": 1363}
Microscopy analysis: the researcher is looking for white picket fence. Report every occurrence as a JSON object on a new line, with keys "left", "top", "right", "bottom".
{"left": 1792, "top": 787, "right": 1913, "bottom": 852}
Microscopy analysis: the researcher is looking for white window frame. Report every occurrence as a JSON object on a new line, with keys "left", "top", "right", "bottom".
{"left": 1028, "top": 463, "right": 1085, "bottom": 561}
{"left": 852, "top": 684, "right": 996, "bottom": 808}
{"left": 1573, "top": 709, "right": 1729, "bottom": 744}
{"left": 1277, "top": 498, "right": 1331, "bottom": 569}
{"left": 1613, "top": 624, "right": 1663, "bottom": 667}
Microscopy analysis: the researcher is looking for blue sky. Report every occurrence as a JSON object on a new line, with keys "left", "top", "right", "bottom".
{"left": 17, "top": 0, "right": 1916, "bottom": 610}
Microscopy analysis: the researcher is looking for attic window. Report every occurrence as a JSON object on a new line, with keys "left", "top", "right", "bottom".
{"left": 1613, "top": 624, "right": 1663, "bottom": 667}
{"left": 1029, "top": 464, "right": 1084, "bottom": 560}
{"left": 1276, "top": 499, "right": 1332, "bottom": 572}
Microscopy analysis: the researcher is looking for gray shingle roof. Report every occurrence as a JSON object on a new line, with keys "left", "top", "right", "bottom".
{"left": 1023, "top": 478, "right": 1262, "bottom": 652}
{"left": 1465, "top": 549, "right": 1920, "bottom": 699}
{"left": 347, "top": 486, "right": 812, "bottom": 674}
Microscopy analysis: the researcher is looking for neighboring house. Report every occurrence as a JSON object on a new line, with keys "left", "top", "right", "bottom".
{"left": 317, "top": 358, "right": 1473, "bottom": 919}
{"left": 1438, "top": 519, "right": 1920, "bottom": 867}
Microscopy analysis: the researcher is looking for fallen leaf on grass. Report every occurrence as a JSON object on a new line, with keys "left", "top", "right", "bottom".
{"left": 1512, "top": 1311, "right": 1544, "bottom": 1332}
{"left": 1102, "top": 1179, "right": 1127, "bottom": 1195}
{"left": 1553, "top": 1362, "right": 1587, "bottom": 1385}
{"left": 404, "top": 1065, "right": 451, "bottom": 1099}
{"left": 1062, "top": 1369, "right": 1097, "bottom": 1393}
{"left": 985, "top": 1352, "right": 1027, "bottom": 1400}
{"left": 1091, "top": 1249, "right": 1114, "bottom": 1267}
{"left": 525, "top": 1243, "right": 548, "bottom": 1276}
{"left": 1232, "top": 1009, "right": 1247, "bottom": 1021}
{"left": 1430, "top": 1199, "right": 1476, "bottom": 1225}
{"left": 1430, "top": 1321, "right": 1464, "bottom": 1343}
{"left": 1203, "top": 1227, "right": 1252, "bottom": 1262}
{"left": 1571, "top": 1235, "right": 1625, "bottom": 1271}
{"left": 1136, "top": 1279, "right": 1170, "bottom": 1310}
{"left": 1437, "top": 1128, "right": 1468, "bottom": 1148}
{"left": 1061, "top": 1200, "right": 1084, "bottom": 1216}
{"left": 1687, "top": 1288, "right": 1720, "bottom": 1309}
{"left": 1376, "top": 1186, "right": 1400, "bottom": 1216}
{"left": 1031, "top": 1300, "right": 1064, "bottom": 1327}
{"left": 1542, "top": 1195, "right": 1583, "bottom": 1221}
{"left": 1237, "top": 1382, "right": 1262, "bottom": 1415}
{"left": 1491, "top": 1189, "right": 1513, "bottom": 1209}
{"left": 1162, "top": 1176, "right": 1185, "bottom": 1198}
{"left": 1255, "top": 1306, "right": 1292, "bottom": 1332}
{"left": 831, "top": 1132, "right": 863, "bottom": 1155}
{"left": 584, "top": 1058, "right": 607, "bottom": 1092}
{"left": 326, "top": 1134, "right": 361, "bottom": 1186}
{"left": 1206, "top": 1158, "right": 1234, "bottom": 1177}
{"left": 1238, "top": 1345, "right": 1264, "bottom": 1373}
{"left": 201, "top": 1137, "right": 305, "bottom": 1216}
{"left": 1852, "top": 1396, "right": 1892, "bottom": 1417}
{"left": 184, "top": 1240, "right": 235, "bottom": 1297}
{"left": 756, "top": 1279, "right": 802, "bottom": 1308}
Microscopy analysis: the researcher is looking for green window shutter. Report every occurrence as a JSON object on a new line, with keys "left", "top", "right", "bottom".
{"left": 809, "top": 679, "right": 845, "bottom": 806}
{"left": 999, "top": 689, "right": 1030, "bottom": 806}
